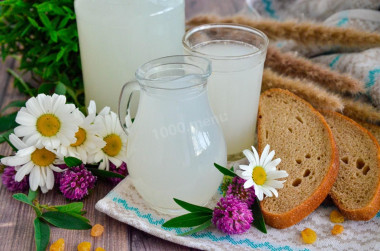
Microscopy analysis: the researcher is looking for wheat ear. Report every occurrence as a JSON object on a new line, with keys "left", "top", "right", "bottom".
{"left": 265, "top": 47, "right": 364, "bottom": 94}
{"left": 186, "top": 15, "right": 380, "bottom": 48}
{"left": 262, "top": 69, "right": 343, "bottom": 111}
{"left": 342, "top": 98, "right": 380, "bottom": 123}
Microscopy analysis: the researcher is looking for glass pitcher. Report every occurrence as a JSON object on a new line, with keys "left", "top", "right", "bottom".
{"left": 119, "top": 56, "right": 227, "bottom": 214}
{"left": 75, "top": 0, "right": 185, "bottom": 112}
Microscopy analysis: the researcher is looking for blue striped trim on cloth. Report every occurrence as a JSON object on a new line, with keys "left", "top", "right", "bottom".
{"left": 366, "top": 68, "right": 380, "bottom": 88}
{"left": 110, "top": 193, "right": 309, "bottom": 251}
{"left": 337, "top": 17, "right": 349, "bottom": 27}
{"left": 262, "top": 0, "right": 278, "bottom": 19}
{"left": 329, "top": 55, "right": 341, "bottom": 69}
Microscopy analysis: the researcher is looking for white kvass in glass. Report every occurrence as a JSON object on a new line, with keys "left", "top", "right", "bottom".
{"left": 118, "top": 56, "right": 226, "bottom": 214}
{"left": 183, "top": 24, "right": 269, "bottom": 160}
{"left": 75, "top": 0, "right": 185, "bottom": 112}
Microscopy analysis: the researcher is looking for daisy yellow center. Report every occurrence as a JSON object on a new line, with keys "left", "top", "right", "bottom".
{"left": 102, "top": 134, "right": 122, "bottom": 157}
{"left": 70, "top": 127, "right": 87, "bottom": 147}
{"left": 31, "top": 148, "right": 56, "bottom": 167}
{"left": 252, "top": 166, "right": 266, "bottom": 186}
{"left": 36, "top": 114, "right": 61, "bottom": 137}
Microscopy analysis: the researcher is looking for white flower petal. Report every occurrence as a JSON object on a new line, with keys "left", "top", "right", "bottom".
{"left": 109, "top": 157, "right": 122, "bottom": 167}
{"left": 238, "top": 164, "right": 251, "bottom": 171}
{"left": 1, "top": 155, "right": 30, "bottom": 166}
{"left": 98, "top": 160, "right": 106, "bottom": 170}
{"left": 265, "top": 158, "right": 281, "bottom": 170}
{"left": 15, "top": 110, "right": 36, "bottom": 126}
{"left": 15, "top": 162, "right": 34, "bottom": 181}
{"left": 25, "top": 98, "right": 43, "bottom": 117}
{"left": 88, "top": 100, "right": 96, "bottom": 115}
{"left": 40, "top": 185, "right": 49, "bottom": 193}
{"left": 254, "top": 184, "right": 264, "bottom": 201}
{"left": 243, "top": 178, "right": 254, "bottom": 189}
{"left": 264, "top": 185, "right": 279, "bottom": 197}
{"left": 243, "top": 149, "right": 256, "bottom": 165}
{"left": 9, "top": 133, "right": 27, "bottom": 150}
{"left": 46, "top": 167, "right": 54, "bottom": 189}
{"left": 267, "top": 170, "right": 288, "bottom": 179}
{"left": 260, "top": 145, "right": 270, "bottom": 166}
{"left": 251, "top": 146, "right": 260, "bottom": 166}
{"left": 50, "top": 165, "right": 66, "bottom": 172}
{"left": 260, "top": 186, "right": 272, "bottom": 197}
{"left": 263, "top": 150, "right": 275, "bottom": 167}
{"left": 99, "top": 106, "right": 110, "bottom": 116}
{"left": 15, "top": 146, "right": 36, "bottom": 157}
{"left": 265, "top": 180, "right": 285, "bottom": 189}
{"left": 29, "top": 166, "right": 41, "bottom": 191}
{"left": 14, "top": 125, "right": 36, "bottom": 137}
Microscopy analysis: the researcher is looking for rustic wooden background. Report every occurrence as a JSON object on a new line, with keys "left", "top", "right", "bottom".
{"left": 0, "top": 1, "right": 247, "bottom": 250}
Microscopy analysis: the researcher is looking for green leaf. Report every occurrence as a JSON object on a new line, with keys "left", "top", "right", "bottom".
{"left": 178, "top": 219, "right": 212, "bottom": 236}
{"left": 55, "top": 202, "right": 83, "bottom": 214}
{"left": 0, "top": 112, "right": 17, "bottom": 132}
{"left": 1, "top": 100, "right": 25, "bottom": 114}
{"left": 41, "top": 211, "right": 92, "bottom": 230}
{"left": 162, "top": 212, "right": 212, "bottom": 228}
{"left": 87, "top": 167, "right": 125, "bottom": 179}
{"left": 38, "top": 12, "right": 52, "bottom": 30}
{"left": 54, "top": 82, "right": 66, "bottom": 95}
{"left": 64, "top": 156, "right": 82, "bottom": 167}
{"left": 251, "top": 199, "right": 267, "bottom": 234}
{"left": 27, "top": 17, "right": 41, "bottom": 29}
{"left": 13, "top": 193, "right": 33, "bottom": 206}
{"left": 7, "top": 69, "right": 34, "bottom": 97}
{"left": 173, "top": 198, "right": 213, "bottom": 213}
{"left": 65, "top": 212, "right": 90, "bottom": 224}
{"left": 56, "top": 47, "right": 66, "bottom": 62}
{"left": 0, "top": 130, "right": 14, "bottom": 145}
{"left": 214, "top": 163, "right": 237, "bottom": 177}
{"left": 49, "top": 30, "right": 58, "bottom": 43}
{"left": 34, "top": 218, "right": 50, "bottom": 251}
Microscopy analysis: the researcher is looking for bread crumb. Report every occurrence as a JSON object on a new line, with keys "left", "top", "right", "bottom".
{"left": 301, "top": 228, "right": 317, "bottom": 244}
{"left": 330, "top": 210, "right": 345, "bottom": 223}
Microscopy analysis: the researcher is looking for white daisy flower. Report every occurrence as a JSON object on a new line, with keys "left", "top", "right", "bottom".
{"left": 238, "top": 145, "right": 288, "bottom": 201}
{"left": 92, "top": 111, "right": 127, "bottom": 170}
{"left": 14, "top": 94, "right": 82, "bottom": 149}
{"left": 57, "top": 107, "right": 106, "bottom": 164}
{"left": 1, "top": 134, "right": 65, "bottom": 193}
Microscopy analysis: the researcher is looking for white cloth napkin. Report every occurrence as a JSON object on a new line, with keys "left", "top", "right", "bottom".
{"left": 96, "top": 177, "right": 380, "bottom": 251}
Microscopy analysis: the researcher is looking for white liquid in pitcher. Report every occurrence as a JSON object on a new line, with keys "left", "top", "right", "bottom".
{"left": 75, "top": 0, "right": 185, "bottom": 112}
{"left": 126, "top": 77, "right": 226, "bottom": 213}
{"left": 195, "top": 41, "right": 264, "bottom": 156}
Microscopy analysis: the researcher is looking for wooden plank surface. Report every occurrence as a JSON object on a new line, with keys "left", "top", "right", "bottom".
{"left": 0, "top": 1, "right": 244, "bottom": 250}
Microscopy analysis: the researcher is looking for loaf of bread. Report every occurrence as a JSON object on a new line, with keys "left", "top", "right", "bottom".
{"left": 322, "top": 111, "right": 380, "bottom": 220}
{"left": 257, "top": 89, "right": 339, "bottom": 229}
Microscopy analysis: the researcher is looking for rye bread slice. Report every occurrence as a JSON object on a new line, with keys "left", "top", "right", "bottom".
{"left": 257, "top": 89, "right": 339, "bottom": 229}
{"left": 322, "top": 111, "right": 380, "bottom": 220}
{"left": 358, "top": 121, "right": 380, "bottom": 143}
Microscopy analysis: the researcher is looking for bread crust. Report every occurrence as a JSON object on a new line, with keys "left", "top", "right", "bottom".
{"left": 257, "top": 88, "right": 339, "bottom": 229}
{"left": 322, "top": 111, "right": 380, "bottom": 221}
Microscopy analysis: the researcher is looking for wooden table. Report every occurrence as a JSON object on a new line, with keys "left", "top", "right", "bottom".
{"left": 0, "top": 1, "right": 246, "bottom": 250}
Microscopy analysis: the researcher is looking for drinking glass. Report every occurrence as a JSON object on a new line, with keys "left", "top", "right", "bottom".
{"left": 183, "top": 24, "right": 268, "bottom": 159}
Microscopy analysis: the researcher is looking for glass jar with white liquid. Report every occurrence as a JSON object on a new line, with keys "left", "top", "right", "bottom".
{"left": 118, "top": 56, "right": 227, "bottom": 215}
{"left": 75, "top": 0, "right": 185, "bottom": 112}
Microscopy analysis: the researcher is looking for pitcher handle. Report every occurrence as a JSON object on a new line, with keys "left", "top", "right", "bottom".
{"left": 118, "top": 80, "right": 140, "bottom": 136}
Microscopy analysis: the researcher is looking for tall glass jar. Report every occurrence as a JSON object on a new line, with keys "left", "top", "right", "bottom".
{"left": 75, "top": 0, "right": 185, "bottom": 112}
